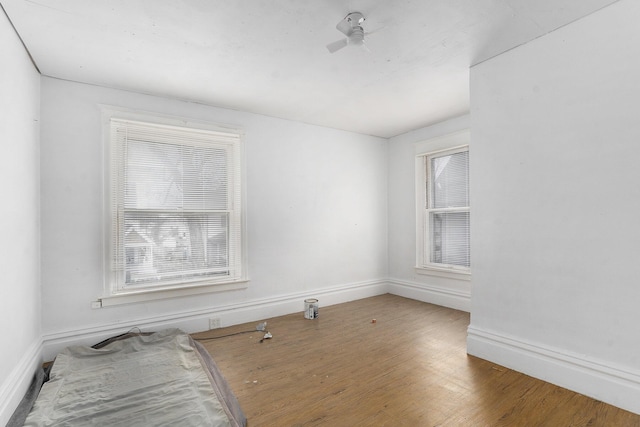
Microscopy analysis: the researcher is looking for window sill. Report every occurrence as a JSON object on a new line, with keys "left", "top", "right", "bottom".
{"left": 415, "top": 266, "right": 471, "bottom": 281}
{"left": 96, "top": 280, "right": 249, "bottom": 308}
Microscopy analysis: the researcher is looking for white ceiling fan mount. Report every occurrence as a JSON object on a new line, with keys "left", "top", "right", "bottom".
{"left": 326, "top": 11, "right": 372, "bottom": 53}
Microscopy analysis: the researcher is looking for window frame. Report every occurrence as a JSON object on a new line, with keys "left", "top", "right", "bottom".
{"left": 415, "top": 130, "right": 471, "bottom": 281}
{"left": 100, "top": 107, "right": 248, "bottom": 306}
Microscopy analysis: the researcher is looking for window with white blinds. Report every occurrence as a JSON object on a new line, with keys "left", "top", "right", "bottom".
{"left": 108, "top": 118, "right": 245, "bottom": 295}
{"left": 423, "top": 146, "right": 470, "bottom": 270}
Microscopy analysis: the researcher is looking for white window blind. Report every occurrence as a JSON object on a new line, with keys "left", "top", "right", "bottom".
{"left": 109, "top": 118, "right": 244, "bottom": 293}
{"left": 425, "top": 147, "right": 470, "bottom": 268}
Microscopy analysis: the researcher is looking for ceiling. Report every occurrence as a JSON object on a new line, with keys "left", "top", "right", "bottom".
{"left": 1, "top": 0, "right": 618, "bottom": 138}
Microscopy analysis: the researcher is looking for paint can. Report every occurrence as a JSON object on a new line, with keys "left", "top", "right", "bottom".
{"left": 304, "top": 298, "right": 319, "bottom": 319}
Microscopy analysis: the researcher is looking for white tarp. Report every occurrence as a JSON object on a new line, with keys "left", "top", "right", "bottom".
{"left": 24, "top": 329, "right": 235, "bottom": 426}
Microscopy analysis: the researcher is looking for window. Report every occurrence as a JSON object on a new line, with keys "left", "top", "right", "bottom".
{"left": 103, "top": 113, "right": 246, "bottom": 304}
{"left": 416, "top": 131, "right": 470, "bottom": 279}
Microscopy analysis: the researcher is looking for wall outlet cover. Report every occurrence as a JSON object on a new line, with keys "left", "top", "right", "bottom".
{"left": 209, "top": 318, "right": 221, "bottom": 329}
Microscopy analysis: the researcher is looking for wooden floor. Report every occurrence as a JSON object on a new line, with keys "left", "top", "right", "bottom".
{"left": 192, "top": 294, "right": 640, "bottom": 426}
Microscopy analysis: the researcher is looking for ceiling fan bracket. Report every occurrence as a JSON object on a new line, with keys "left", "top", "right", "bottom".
{"left": 345, "top": 12, "right": 365, "bottom": 26}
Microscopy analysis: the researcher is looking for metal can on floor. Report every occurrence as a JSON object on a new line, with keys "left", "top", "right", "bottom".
{"left": 304, "top": 298, "right": 319, "bottom": 319}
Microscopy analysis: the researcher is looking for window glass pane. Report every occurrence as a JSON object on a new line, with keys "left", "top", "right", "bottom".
{"left": 124, "top": 212, "right": 229, "bottom": 286}
{"left": 429, "top": 211, "right": 470, "bottom": 267}
{"left": 430, "top": 151, "right": 469, "bottom": 209}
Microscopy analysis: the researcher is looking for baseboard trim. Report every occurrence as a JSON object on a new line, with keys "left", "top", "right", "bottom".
{"left": 42, "top": 279, "right": 389, "bottom": 360}
{"left": 467, "top": 325, "right": 640, "bottom": 415}
{"left": 0, "top": 338, "right": 42, "bottom": 427}
{"left": 387, "top": 278, "right": 470, "bottom": 312}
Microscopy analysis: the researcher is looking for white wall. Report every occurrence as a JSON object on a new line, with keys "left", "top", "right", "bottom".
{"left": 0, "top": 11, "right": 41, "bottom": 426}
{"left": 387, "top": 115, "right": 471, "bottom": 311}
{"left": 467, "top": 0, "right": 640, "bottom": 414}
{"left": 39, "top": 77, "right": 389, "bottom": 359}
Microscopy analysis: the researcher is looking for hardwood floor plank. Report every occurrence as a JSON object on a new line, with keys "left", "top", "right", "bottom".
{"left": 192, "top": 294, "right": 640, "bottom": 426}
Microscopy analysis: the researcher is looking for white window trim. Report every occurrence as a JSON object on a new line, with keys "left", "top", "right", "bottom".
{"left": 99, "top": 106, "right": 248, "bottom": 307}
{"left": 415, "top": 130, "right": 470, "bottom": 281}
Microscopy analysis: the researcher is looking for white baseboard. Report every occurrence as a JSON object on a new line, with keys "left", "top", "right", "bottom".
{"left": 387, "top": 278, "right": 471, "bottom": 312}
{"left": 0, "top": 338, "right": 42, "bottom": 427}
{"left": 467, "top": 325, "right": 640, "bottom": 416}
{"left": 42, "top": 279, "right": 389, "bottom": 361}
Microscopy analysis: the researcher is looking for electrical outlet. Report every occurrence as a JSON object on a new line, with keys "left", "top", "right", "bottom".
{"left": 209, "top": 317, "right": 221, "bottom": 329}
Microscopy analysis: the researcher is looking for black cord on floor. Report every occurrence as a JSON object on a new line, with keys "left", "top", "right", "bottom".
{"left": 194, "top": 330, "right": 257, "bottom": 341}
{"left": 91, "top": 327, "right": 143, "bottom": 349}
